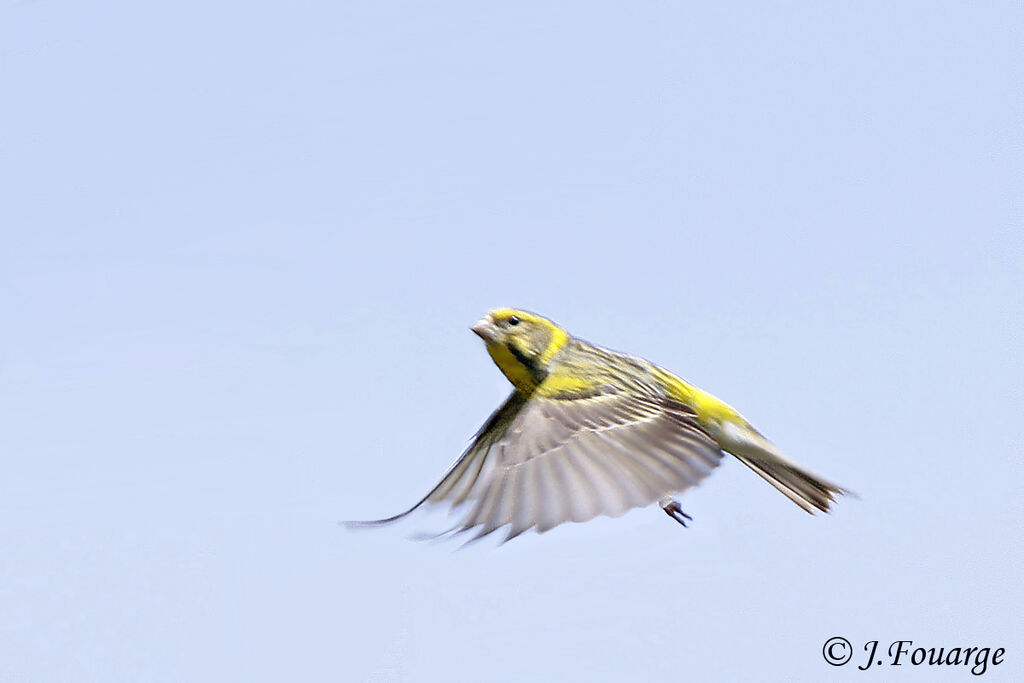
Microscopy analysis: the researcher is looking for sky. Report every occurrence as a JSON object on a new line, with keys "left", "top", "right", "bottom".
{"left": 1, "top": 1, "right": 1021, "bottom": 681}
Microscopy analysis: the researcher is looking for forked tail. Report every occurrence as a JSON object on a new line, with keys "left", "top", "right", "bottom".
{"left": 718, "top": 422, "right": 851, "bottom": 513}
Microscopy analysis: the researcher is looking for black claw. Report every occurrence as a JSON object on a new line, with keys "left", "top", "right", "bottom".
{"left": 661, "top": 500, "right": 692, "bottom": 528}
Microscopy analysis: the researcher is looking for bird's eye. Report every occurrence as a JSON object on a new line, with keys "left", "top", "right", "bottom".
{"left": 507, "top": 316, "right": 521, "bottom": 326}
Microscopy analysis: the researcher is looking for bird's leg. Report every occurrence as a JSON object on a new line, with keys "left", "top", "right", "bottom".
{"left": 659, "top": 496, "right": 692, "bottom": 528}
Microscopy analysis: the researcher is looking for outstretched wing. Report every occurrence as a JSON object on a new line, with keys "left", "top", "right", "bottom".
{"left": 453, "top": 384, "right": 724, "bottom": 542}
{"left": 346, "top": 382, "right": 723, "bottom": 542}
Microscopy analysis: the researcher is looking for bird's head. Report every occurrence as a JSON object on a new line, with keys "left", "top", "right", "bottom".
{"left": 471, "top": 308, "right": 569, "bottom": 392}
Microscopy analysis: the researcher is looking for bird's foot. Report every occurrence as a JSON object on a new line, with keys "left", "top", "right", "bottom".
{"left": 660, "top": 497, "right": 692, "bottom": 528}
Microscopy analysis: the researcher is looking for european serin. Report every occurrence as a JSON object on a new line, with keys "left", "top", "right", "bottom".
{"left": 347, "top": 308, "right": 849, "bottom": 543}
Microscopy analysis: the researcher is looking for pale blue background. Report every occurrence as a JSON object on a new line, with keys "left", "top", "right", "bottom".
{"left": 2, "top": 2, "right": 1021, "bottom": 681}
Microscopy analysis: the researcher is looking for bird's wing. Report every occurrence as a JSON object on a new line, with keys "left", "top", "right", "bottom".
{"left": 450, "top": 383, "right": 724, "bottom": 542}
{"left": 346, "top": 381, "right": 725, "bottom": 542}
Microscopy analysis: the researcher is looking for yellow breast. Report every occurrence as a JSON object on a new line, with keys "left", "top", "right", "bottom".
{"left": 486, "top": 342, "right": 542, "bottom": 393}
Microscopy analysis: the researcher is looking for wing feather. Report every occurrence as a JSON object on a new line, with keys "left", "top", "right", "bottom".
{"left": 346, "top": 378, "right": 725, "bottom": 541}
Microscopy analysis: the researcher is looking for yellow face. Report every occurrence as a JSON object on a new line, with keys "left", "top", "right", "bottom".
{"left": 471, "top": 309, "right": 569, "bottom": 392}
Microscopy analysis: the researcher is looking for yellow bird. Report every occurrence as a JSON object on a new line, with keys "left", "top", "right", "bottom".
{"left": 347, "top": 308, "right": 850, "bottom": 543}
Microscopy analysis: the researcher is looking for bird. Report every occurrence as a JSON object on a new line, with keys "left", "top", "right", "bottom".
{"left": 345, "top": 308, "right": 850, "bottom": 543}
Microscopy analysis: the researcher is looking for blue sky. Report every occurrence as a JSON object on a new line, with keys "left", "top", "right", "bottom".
{"left": 1, "top": 1, "right": 1021, "bottom": 681}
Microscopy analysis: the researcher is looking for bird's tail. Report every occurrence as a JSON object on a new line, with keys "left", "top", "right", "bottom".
{"left": 717, "top": 422, "right": 851, "bottom": 513}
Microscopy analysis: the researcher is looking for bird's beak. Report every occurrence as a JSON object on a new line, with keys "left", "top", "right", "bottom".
{"left": 471, "top": 317, "right": 497, "bottom": 342}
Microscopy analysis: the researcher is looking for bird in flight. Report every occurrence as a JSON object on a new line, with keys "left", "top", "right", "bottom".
{"left": 346, "top": 308, "right": 850, "bottom": 543}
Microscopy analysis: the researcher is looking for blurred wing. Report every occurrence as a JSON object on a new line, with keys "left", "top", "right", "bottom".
{"left": 346, "top": 384, "right": 724, "bottom": 543}
{"left": 451, "top": 383, "right": 724, "bottom": 542}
